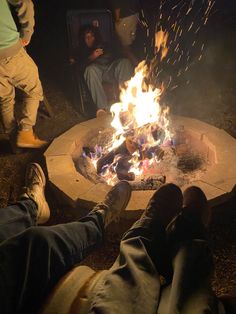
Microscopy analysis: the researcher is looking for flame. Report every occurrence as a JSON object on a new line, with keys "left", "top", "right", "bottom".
{"left": 88, "top": 30, "right": 173, "bottom": 185}
{"left": 90, "top": 60, "right": 172, "bottom": 184}
{"left": 155, "top": 29, "right": 169, "bottom": 61}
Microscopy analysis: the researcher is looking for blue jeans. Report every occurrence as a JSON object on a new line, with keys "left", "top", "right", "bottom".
{"left": 0, "top": 199, "right": 104, "bottom": 314}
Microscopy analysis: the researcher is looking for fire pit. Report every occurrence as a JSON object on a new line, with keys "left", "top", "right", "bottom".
{"left": 45, "top": 114, "right": 236, "bottom": 210}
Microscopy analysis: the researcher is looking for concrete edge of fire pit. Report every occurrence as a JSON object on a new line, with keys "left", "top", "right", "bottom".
{"left": 44, "top": 115, "right": 236, "bottom": 210}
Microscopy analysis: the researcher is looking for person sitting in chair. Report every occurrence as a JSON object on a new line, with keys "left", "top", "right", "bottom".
{"left": 77, "top": 24, "right": 134, "bottom": 116}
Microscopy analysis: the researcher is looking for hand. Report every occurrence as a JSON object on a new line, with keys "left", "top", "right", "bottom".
{"left": 69, "top": 58, "right": 76, "bottom": 65}
{"left": 21, "top": 39, "right": 29, "bottom": 46}
{"left": 115, "top": 18, "right": 121, "bottom": 25}
{"left": 93, "top": 48, "right": 103, "bottom": 58}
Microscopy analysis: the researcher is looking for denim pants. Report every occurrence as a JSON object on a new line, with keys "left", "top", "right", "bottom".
{"left": 0, "top": 199, "right": 104, "bottom": 314}
{"left": 0, "top": 200, "right": 222, "bottom": 314}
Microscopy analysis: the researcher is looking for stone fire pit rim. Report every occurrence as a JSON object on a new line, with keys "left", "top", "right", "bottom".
{"left": 44, "top": 115, "right": 236, "bottom": 209}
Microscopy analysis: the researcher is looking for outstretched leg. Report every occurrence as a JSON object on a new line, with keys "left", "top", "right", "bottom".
{"left": 89, "top": 184, "right": 183, "bottom": 314}
{"left": 158, "top": 186, "right": 220, "bottom": 314}
{"left": 0, "top": 163, "right": 49, "bottom": 243}
{"left": 0, "top": 164, "right": 131, "bottom": 314}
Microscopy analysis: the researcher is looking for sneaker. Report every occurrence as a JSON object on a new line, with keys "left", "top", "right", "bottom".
{"left": 91, "top": 181, "right": 131, "bottom": 227}
{"left": 143, "top": 183, "right": 183, "bottom": 228}
{"left": 16, "top": 130, "right": 48, "bottom": 148}
{"left": 182, "top": 185, "right": 210, "bottom": 226}
{"left": 22, "top": 163, "right": 50, "bottom": 224}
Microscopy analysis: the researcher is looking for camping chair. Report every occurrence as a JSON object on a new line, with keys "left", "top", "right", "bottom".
{"left": 66, "top": 9, "right": 119, "bottom": 118}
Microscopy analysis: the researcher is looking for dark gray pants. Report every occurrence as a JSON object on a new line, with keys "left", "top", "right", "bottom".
{"left": 88, "top": 215, "right": 224, "bottom": 314}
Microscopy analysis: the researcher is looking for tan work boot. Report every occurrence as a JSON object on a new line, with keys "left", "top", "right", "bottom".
{"left": 21, "top": 163, "right": 50, "bottom": 224}
{"left": 16, "top": 130, "right": 48, "bottom": 148}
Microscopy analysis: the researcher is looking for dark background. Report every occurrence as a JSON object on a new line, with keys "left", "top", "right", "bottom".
{"left": 28, "top": 0, "right": 236, "bottom": 124}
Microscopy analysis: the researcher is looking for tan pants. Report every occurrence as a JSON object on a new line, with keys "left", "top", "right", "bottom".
{"left": 0, "top": 47, "right": 43, "bottom": 133}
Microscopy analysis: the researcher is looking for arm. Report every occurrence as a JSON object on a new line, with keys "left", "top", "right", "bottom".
{"left": 114, "top": 8, "right": 121, "bottom": 22}
{"left": 88, "top": 48, "right": 103, "bottom": 62}
{"left": 8, "top": 0, "right": 35, "bottom": 45}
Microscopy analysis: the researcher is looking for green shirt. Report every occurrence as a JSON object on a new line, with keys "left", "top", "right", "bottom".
{"left": 0, "top": 0, "right": 34, "bottom": 59}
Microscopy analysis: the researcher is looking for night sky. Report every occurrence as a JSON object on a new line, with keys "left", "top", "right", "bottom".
{"left": 27, "top": 0, "right": 236, "bottom": 108}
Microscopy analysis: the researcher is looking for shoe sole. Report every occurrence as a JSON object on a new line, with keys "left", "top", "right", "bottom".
{"left": 121, "top": 181, "right": 132, "bottom": 211}
{"left": 17, "top": 143, "right": 47, "bottom": 148}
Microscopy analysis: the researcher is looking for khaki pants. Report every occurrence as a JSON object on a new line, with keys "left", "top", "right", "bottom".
{"left": 0, "top": 47, "right": 43, "bottom": 133}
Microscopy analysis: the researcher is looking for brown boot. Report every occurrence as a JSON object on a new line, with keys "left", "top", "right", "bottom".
{"left": 16, "top": 130, "right": 48, "bottom": 148}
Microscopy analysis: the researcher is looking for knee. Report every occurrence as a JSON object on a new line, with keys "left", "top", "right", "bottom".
{"left": 84, "top": 65, "right": 99, "bottom": 80}
{"left": 119, "top": 58, "right": 134, "bottom": 74}
{"left": 25, "top": 79, "right": 43, "bottom": 101}
{"left": 116, "top": 58, "right": 134, "bottom": 82}
{"left": 24, "top": 226, "right": 54, "bottom": 247}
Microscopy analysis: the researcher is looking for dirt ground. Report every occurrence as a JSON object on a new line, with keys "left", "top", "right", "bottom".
{"left": 0, "top": 0, "right": 235, "bottom": 307}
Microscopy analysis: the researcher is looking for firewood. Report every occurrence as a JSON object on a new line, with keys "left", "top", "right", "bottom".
{"left": 129, "top": 175, "right": 166, "bottom": 190}
{"left": 96, "top": 141, "right": 130, "bottom": 174}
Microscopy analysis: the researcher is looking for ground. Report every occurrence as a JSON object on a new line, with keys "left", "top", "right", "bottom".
{"left": 0, "top": 0, "right": 235, "bottom": 308}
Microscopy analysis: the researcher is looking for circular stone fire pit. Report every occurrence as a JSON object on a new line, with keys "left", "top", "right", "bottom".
{"left": 45, "top": 115, "right": 236, "bottom": 211}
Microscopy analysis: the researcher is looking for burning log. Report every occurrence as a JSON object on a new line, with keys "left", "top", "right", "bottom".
{"left": 129, "top": 175, "right": 166, "bottom": 190}
{"left": 115, "top": 155, "right": 135, "bottom": 181}
{"left": 96, "top": 140, "right": 130, "bottom": 174}
{"left": 142, "top": 145, "right": 164, "bottom": 160}
{"left": 96, "top": 134, "right": 165, "bottom": 180}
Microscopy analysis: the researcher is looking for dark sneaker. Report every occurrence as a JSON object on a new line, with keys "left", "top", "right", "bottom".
{"left": 182, "top": 185, "right": 210, "bottom": 226}
{"left": 91, "top": 181, "right": 132, "bottom": 227}
{"left": 22, "top": 163, "right": 50, "bottom": 224}
{"left": 166, "top": 186, "right": 209, "bottom": 253}
{"left": 143, "top": 183, "right": 183, "bottom": 228}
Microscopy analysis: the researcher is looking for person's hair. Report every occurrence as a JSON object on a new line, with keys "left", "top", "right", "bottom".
{"left": 78, "top": 24, "right": 102, "bottom": 49}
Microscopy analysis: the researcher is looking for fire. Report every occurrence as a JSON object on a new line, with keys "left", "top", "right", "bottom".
{"left": 84, "top": 0, "right": 215, "bottom": 187}
{"left": 110, "top": 61, "right": 168, "bottom": 148}
{"left": 90, "top": 59, "right": 172, "bottom": 185}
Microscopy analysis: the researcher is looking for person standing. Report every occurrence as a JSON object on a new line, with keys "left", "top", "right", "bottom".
{"left": 109, "top": 0, "right": 141, "bottom": 66}
{"left": 0, "top": 0, "right": 48, "bottom": 149}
